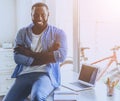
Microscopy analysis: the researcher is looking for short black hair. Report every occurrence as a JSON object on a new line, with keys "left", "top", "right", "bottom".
{"left": 32, "top": 2, "right": 48, "bottom": 10}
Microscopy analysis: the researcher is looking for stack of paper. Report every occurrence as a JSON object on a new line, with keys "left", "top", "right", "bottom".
{"left": 54, "top": 86, "right": 78, "bottom": 101}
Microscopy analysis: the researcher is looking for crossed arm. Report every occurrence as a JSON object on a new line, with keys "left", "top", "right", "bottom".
{"left": 14, "top": 42, "right": 60, "bottom": 66}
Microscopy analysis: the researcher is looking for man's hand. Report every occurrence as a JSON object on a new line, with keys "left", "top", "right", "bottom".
{"left": 31, "top": 51, "right": 55, "bottom": 66}
{"left": 14, "top": 45, "right": 33, "bottom": 57}
{"left": 49, "top": 42, "right": 60, "bottom": 51}
{"left": 31, "top": 42, "right": 60, "bottom": 66}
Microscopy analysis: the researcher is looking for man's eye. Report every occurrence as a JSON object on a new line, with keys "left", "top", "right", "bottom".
{"left": 33, "top": 14, "right": 45, "bottom": 18}
{"left": 34, "top": 14, "right": 39, "bottom": 18}
{"left": 41, "top": 14, "right": 45, "bottom": 17}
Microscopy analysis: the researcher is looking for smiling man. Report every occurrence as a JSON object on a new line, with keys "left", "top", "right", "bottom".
{"left": 2, "top": 2, "right": 67, "bottom": 101}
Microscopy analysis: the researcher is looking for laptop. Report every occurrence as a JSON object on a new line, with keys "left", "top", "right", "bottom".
{"left": 62, "top": 64, "right": 99, "bottom": 92}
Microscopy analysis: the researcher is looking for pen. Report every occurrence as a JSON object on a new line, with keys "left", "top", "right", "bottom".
{"left": 106, "top": 77, "right": 110, "bottom": 86}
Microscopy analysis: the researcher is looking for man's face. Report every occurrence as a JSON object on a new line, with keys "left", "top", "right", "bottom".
{"left": 31, "top": 6, "right": 49, "bottom": 28}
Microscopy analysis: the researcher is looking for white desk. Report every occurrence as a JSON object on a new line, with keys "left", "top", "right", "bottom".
{"left": 58, "top": 69, "right": 120, "bottom": 101}
{"left": 77, "top": 82, "right": 120, "bottom": 101}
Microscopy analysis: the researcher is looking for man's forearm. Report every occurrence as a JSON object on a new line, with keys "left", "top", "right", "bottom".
{"left": 14, "top": 46, "right": 56, "bottom": 66}
{"left": 31, "top": 51, "right": 56, "bottom": 66}
{"left": 14, "top": 42, "right": 60, "bottom": 59}
{"left": 31, "top": 42, "right": 60, "bottom": 59}
{"left": 14, "top": 42, "right": 60, "bottom": 66}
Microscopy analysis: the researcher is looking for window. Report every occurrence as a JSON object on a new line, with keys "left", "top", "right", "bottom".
{"left": 79, "top": 0, "right": 120, "bottom": 80}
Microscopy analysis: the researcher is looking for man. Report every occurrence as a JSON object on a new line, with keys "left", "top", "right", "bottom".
{"left": 3, "top": 2, "right": 67, "bottom": 101}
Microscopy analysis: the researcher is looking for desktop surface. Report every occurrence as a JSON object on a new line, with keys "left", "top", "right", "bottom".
{"left": 77, "top": 82, "right": 120, "bottom": 101}
{"left": 60, "top": 69, "right": 120, "bottom": 101}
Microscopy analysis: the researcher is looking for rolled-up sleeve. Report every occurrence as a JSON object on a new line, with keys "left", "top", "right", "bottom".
{"left": 14, "top": 53, "right": 34, "bottom": 66}
{"left": 14, "top": 28, "right": 34, "bottom": 66}
{"left": 53, "top": 30, "right": 67, "bottom": 62}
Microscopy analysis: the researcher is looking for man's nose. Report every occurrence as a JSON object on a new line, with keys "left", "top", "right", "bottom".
{"left": 38, "top": 15, "right": 42, "bottom": 20}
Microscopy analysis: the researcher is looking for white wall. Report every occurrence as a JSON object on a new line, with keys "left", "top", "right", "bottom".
{"left": 16, "top": 0, "right": 32, "bottom": 30}
{"left": 0, "top": 0, "right": 16, "bottom": 46}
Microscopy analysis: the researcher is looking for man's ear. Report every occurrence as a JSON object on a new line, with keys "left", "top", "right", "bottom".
{"left": 31, "top": 12, "right": 33, "bottom": 20}
{"left": 48, "top": 12, "right": 50, "bottom": 17}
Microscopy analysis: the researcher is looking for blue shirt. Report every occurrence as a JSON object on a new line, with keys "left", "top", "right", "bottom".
{"left": 11, "top": 23, "right": 67, "bottom": 87}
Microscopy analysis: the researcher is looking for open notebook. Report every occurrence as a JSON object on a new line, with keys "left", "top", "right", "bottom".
{"left": 62, "top": 64, "right": 99, "bottom": 92}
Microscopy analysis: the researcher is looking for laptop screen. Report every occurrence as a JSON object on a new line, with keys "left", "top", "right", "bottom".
{"left": 79, "top": 64, "right": 98, "bottom": 84}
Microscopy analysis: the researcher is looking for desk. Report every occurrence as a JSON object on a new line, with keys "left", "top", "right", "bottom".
{"left": 77, "top": 82, "right": 120, "bottom": 101}
{"left": 59, "top": 69, "right": 120, "bottom": 101}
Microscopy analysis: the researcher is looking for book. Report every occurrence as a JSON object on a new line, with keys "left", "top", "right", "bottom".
{"left": 54, "top": 86, "right": 78, "bottom": 101}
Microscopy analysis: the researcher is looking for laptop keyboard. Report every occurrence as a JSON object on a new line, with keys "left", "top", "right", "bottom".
{"left": 70, "top": 82, "right": 91, "bottom": 88}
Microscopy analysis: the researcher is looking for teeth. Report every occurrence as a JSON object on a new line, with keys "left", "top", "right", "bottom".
{"left": 37, "top": 22, "right": 43, "bottom": 25}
